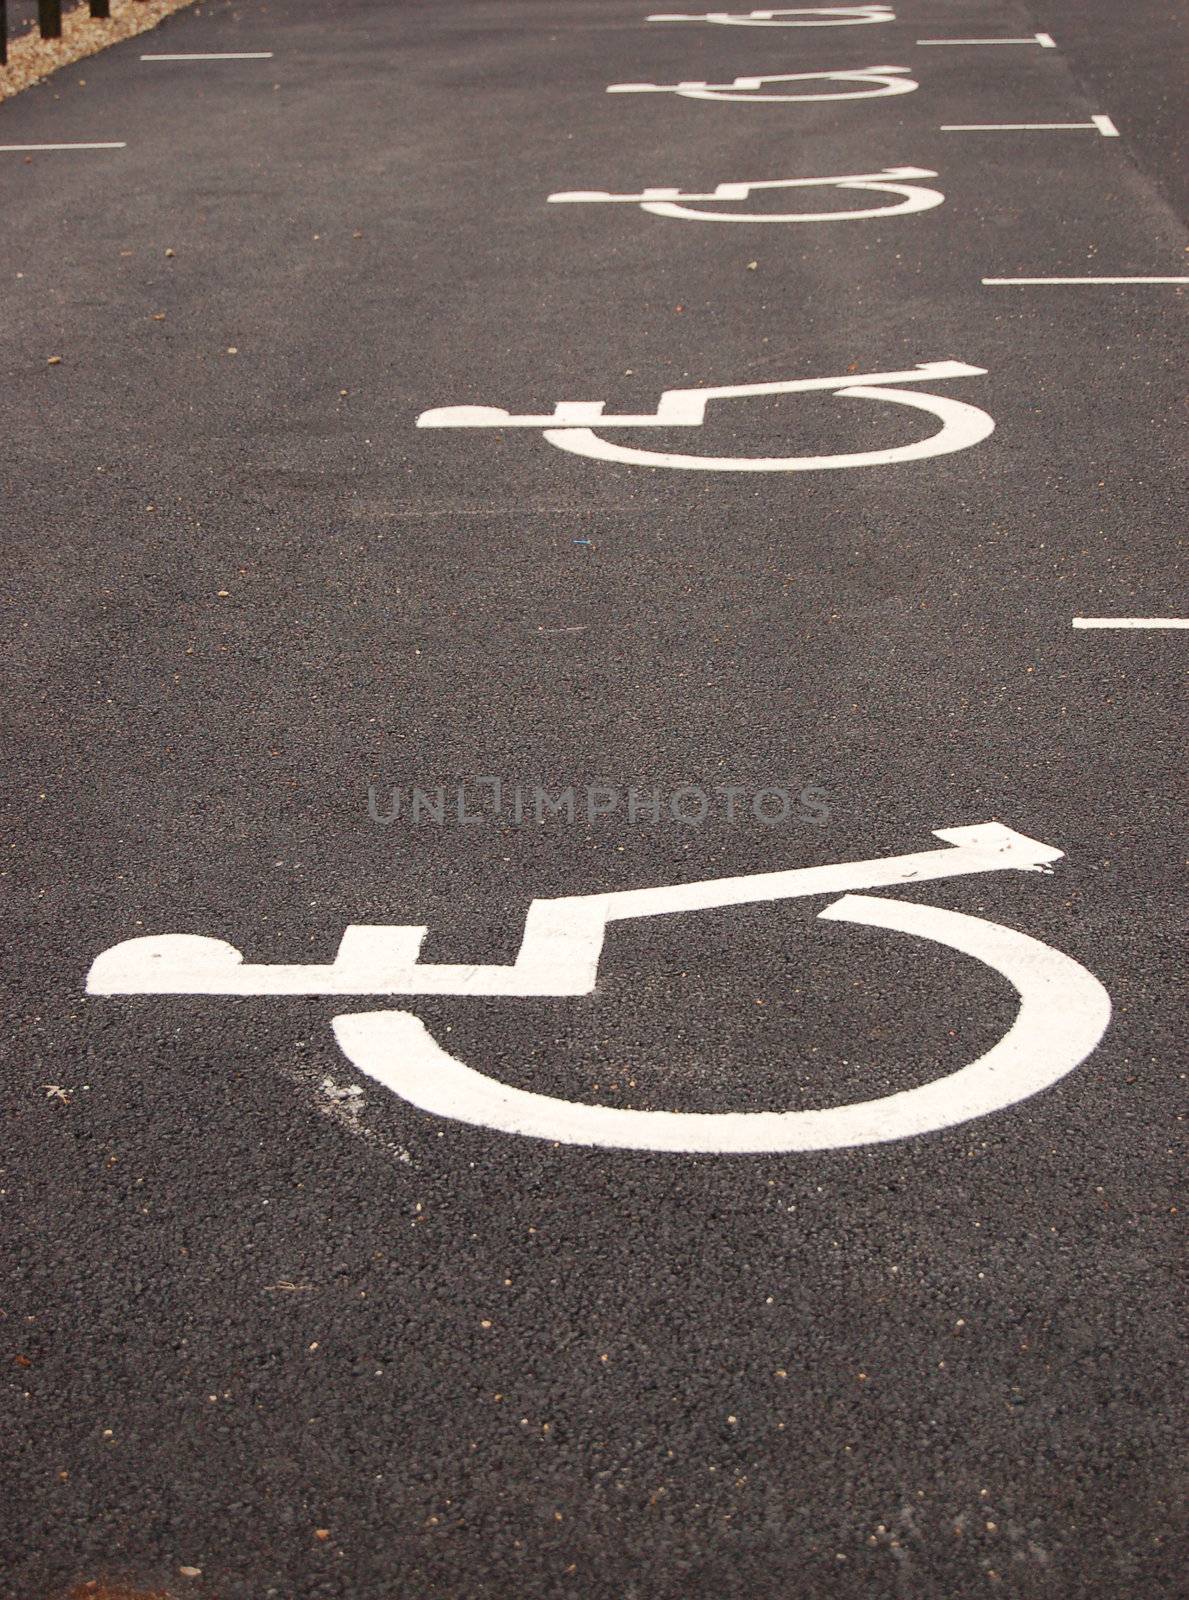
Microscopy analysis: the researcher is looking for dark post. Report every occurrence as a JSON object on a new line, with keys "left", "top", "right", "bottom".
{"left": 90, "top": 0, "right": 111, "bottom": 15}
{"left": 1, "top": 1, "right": 7, "bottom": 68}
{"left": 38, "top": 0, "right": 62, "bottom": 40}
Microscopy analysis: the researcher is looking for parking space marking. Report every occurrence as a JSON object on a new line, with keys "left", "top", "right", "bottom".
{"left": 942, "top": 116, "right": 1119, "bottom": 135}
{"left": 918, "top": 33, "right": 1056, "bottom": 48}
{"left": 1072, "top": 617, "right": 1189, "bottom": 629}
{"left": 0, "top": 142, "right": 126, "bottom": 152}
{"left": 607, "top": 66, "right": 919, "bottom": 102}
{"left": 547, "top": 168, "right": 945, "bottom": 222}
{"left": 983, "top": 276, "right": 1188, "bottom": 285}
{"left": 139, "top": 52, "right": 274, "bottom": 61}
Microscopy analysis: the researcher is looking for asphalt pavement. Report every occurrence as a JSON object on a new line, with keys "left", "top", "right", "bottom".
{"left": 2, "top": 1, "right": 1185, "bottom": 1597}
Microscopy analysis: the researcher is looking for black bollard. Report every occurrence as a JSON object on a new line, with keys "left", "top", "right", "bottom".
{"left": 38, "top": 0, "right": 62, "bottom": 40}
{"left": 90, "top": 0, "right": 111, "bottom": 15}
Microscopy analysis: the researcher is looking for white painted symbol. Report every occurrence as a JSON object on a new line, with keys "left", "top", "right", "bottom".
{"left": 607, "top": 65, "right": 918, "bottom": 102}
{"left": 86, "top": 824, "right": 1060, "bottom": 997}
{"left": 87, "top": 824, "right": 1111, "bottom": 1154}
{"left": 333, "top": 898, "right": 1108, "bottom": 1153}
{"left": 647, "top": 6, "right": 894, "bottom": 26}
{"left": 547, "top": 167, "right": 945, "bottom": 223}
{"left": 415, "top": 361, "right": 994, "bottom": 473}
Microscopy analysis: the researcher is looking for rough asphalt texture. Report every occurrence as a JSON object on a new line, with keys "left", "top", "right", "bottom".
{"left": 2, "top": 1, "right": 1185, "bottom": 1597}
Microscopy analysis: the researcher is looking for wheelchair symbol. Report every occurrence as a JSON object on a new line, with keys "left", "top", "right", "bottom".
{"left": 647, "top": 6, "right": 895, "bottom": 26}
{"left": 607, "top": 65, "right": 918, "bottom": 103}
{"left": 548, "top": 167, "right": 944, "bottom": 223}
{"left": 87, "top": 824, "right": 1111, "bottom": 1155}
{"left": 415, "top": 361, "right": 994, "bottom": 473}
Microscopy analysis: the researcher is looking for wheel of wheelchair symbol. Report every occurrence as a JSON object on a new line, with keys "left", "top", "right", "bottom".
{"left": 332, "top": 893, "right": 1111, "bottom": 1154}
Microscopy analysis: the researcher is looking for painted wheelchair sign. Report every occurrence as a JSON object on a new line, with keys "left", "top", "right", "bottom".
{"left": 647, "top": 6, "right": 895, "bottom": 26}
{"left": 88, "top": 824, "right": 1111, "bottom": 1155}
{"left": 415, "top": 362, "right": 994, "bottom": 473}
{"left": 607, "top": 66, "right": 918, "bottom": 102}
{"left": 548, "top": 167, "right": 945, "bottom": 223}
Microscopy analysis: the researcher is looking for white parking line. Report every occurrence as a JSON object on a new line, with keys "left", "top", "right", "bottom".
{"left": 942, "top": 116, "right": 1119, "bottom": 136}
{"left": 918, "top": 33, "right": 1055, "bottom": 47}
{"left": 1072, "top": 618, "right": 1189, "bottom": 630}
{"left": 984, "top": 276, "right": 1188, "bottom": 285}
{"left": 140, "top": 52, "right": 274, "bottom": 60}
{"left": 0, "top": 142, "right": 126, "bottom": 152}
